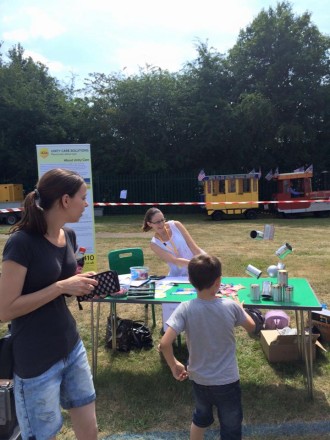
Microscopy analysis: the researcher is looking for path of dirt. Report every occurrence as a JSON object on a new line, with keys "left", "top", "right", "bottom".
{"left": 96, "top": 232, "right": 152, "bottom": 238}
{"left": 103, "top": 420, "right": 330, "bottom": 439}
{"left": 0, "top": 232, "right": 153, "bottom": 240}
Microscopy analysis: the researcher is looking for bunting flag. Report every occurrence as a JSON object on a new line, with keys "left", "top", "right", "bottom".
{"left": 248, "top": 168, "right": 255, "bottom": 175}
{"left": 198, "top": 169, "right": 206, "bottom": 181}
{"left": 257, "top": 168, "right": 262, "bottom": 179}
{"left": 265, "top": 170, "right": 273, "bottom": 181}
{"left": 273, "top": 167, "right": 279, "bottom": 177}
{"left": 305, "top": 164, "right": 313, "bottom": 173}
{"left": 293, "top": 166, "right": 304, "bottom": 173}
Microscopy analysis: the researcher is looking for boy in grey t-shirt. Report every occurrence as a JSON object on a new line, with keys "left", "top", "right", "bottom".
{"left": 159, "top": 254, "right": 255, "bottom": 440}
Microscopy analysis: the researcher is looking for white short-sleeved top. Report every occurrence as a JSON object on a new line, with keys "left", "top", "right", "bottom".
{"left": 151, "top": 220, "right": 194, "bottom": 276}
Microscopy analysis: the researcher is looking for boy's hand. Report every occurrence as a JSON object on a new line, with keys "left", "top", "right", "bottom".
{"left": 171, "top": 361, "right": 188, "bottom": 381}
{"left": 233, "top": 295, "right": 245, "bottom": 308}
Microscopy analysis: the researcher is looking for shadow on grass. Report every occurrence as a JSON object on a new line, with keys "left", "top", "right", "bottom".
{"left": 94, "top": 339, "right": 330, "bottom": 439}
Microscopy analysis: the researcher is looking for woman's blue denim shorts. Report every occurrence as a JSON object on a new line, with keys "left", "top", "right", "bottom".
{"left": 14, "top": 339, "right": 96, "bottom": 440}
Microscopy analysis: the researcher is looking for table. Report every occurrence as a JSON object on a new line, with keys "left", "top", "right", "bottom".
{"left": 89, "top": 276, "right": 321, "bottom": 398}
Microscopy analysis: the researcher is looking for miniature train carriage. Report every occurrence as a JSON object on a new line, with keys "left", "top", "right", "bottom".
{"left": 202, "top": 172, "right": 260, "bottom": 220}
{"left": 270, "top": 170, "right": 330, "bottom": 217}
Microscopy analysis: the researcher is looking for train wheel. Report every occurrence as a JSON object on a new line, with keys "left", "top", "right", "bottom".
{"left": 212, "top": 211, "right": 223, "bottom": 221}
{"left": 6, "top": 214, "right": 18, "bottom": 225}
{"left": 244, "top": 210, "right": 258, "bottom": 220}
{"left": 314, "top": 211, "right": 330, "bottom": 218}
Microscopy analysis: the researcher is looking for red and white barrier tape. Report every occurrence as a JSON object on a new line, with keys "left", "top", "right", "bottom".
{"left": 1, "top": 199, "right": 330, "bottom": 214}
{"left": 93, "top": 199, "right": 330, "bottom": 206}
{"left": 0, "top": 208, "right": 24, "bottom": 213}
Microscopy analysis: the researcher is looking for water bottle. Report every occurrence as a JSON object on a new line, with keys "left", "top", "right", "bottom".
{"left": 75, "top": 246, "right": 86, "bottom": 273}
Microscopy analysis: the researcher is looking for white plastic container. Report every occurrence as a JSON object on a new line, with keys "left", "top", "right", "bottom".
{"left": 130, "top": 266, "right": 149, "bottom": 280}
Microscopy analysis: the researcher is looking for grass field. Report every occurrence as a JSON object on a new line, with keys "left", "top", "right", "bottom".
{"left": 1, "top": 213, "right": 330, "bottom": 439}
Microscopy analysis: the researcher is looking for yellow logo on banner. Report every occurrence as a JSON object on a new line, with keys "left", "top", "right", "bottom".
{"left": 39, "top": 148, "right": 49, "bottom": 159}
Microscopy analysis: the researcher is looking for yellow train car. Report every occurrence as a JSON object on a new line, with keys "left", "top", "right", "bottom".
{"left": 202, "top": 173, "right": 260, "bottom": 220}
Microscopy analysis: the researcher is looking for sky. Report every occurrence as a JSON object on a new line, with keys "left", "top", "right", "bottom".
{"left": 1, "top": 0, "right": 329, "bottom": 88}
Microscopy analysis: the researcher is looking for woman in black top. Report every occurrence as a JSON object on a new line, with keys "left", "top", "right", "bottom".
{"left": 0, "top": 168, "right": 98, "bottom": 440}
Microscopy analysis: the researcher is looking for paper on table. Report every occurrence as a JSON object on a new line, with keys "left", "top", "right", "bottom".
{"left": 155, "top": 284, "right": 172, "bottom": 298}
{"left": 130, "top": 279, "right": 149, "bottom": 287}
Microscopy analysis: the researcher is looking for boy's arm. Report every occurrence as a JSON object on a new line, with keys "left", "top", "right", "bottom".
{"left": 233, "top": 297, "right": 256, "bottom": 334}
{"left": 241, "top": 311, "right": 256, "bottom": 333}
{"left": 159, "top": 327, "right": 188, "bottom": 381}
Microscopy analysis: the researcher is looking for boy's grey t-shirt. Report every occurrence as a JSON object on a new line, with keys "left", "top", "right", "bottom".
{"left": 166, "top": 297, "right": 247, "bottom": 386}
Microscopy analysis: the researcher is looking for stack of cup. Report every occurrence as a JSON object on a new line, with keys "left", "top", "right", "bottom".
{"left": 277, "top": 269, "right": 294, "bottom": 302}
{"left": 271, "top": 284, "right": 282, "bottom": 302}
{"left": 250, "top": 284, "right": 260, "bottom": 301}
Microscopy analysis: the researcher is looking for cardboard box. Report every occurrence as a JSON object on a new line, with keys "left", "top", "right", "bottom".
{"left": 260, "top": 330, "right": 319, "bottom": 363}
{"left": 312, "top": 310, "right": 330, "bottom": 342}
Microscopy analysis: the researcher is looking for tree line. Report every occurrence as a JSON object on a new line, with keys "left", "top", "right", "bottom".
{"left": 0, "top": 1, "right": 329, "bottom": 186}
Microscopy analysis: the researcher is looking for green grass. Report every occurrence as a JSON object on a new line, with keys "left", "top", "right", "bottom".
{"left": 1, "top": 213, "right": 330, "bottom": 439}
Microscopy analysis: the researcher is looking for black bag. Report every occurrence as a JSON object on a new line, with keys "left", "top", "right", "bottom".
{"left": 106, "top": 316, "right": 133, "bottom": 352}
{"left": 0, "top": 382, "right": 17, "bottom": 439}
{"left": 131, "top": 321, "right": 153, "bottom": 350}
{"left": 0, "top": 327, "right": 13, "bottom": 380}
{"left": 245, "top": 308, "right": 265, "bottom": 335}
{"left": 106, "top": 316, "right": 153, "bottom": 352}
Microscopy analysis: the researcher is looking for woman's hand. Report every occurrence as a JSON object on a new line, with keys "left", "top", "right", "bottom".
{"left": 57, "top": 273, "right": 98, "bottom": 297}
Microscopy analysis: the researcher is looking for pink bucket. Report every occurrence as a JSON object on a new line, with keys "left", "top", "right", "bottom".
{"left": 264, "top": 310, "right": 290, "bottom": 330}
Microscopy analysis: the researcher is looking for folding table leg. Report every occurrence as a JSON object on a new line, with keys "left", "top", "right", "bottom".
{"left": 91, "top": 302, "right": 95, "bottom": 377}
{"left": 299, "top": 310, "right": 314, "bottom": 399}
{"left": 306, "top": 311, "right": 314, "bottom": 400}
{"left": 91, "top": 302, "right": 101, "bottom": 378}
{"left": 95, "top": 302, "right": 101, "bottom": 375}
{"left": 111, "top": 302, "right": 117, "bottom": 352}
{"left": 151, "top": 304, "right": 156, "bottom": 327}
{"left": 144, "top": 304, "right": 156, "bottom": 327}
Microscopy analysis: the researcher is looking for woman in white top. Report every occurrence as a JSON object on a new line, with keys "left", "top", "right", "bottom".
{"left": 142, "top": 208, "right": 205, "bottom": 276}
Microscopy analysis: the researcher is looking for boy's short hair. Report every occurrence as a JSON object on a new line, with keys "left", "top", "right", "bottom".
{"left": 188, "top": 254, "right": 222, "bottom": 291}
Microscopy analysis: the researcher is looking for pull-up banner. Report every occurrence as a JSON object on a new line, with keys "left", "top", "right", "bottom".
{"left": 36, "top": 144, "right": 97, "bottom": 272}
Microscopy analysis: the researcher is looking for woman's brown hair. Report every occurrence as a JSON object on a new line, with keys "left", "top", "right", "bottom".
{"left": 142, "top": 207, "right": 162, "bottom": 232}
{"left": 10, "top": 168, "right": 84, "bottom": 236}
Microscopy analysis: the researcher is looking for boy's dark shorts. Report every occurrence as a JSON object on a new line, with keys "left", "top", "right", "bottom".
{"left": 192, "top": 380, "right": 242, "bottom": 430}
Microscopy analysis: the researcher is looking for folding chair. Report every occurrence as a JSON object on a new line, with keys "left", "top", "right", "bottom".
{"left": 108, "top": 248, "right": 156, "bottom": 327}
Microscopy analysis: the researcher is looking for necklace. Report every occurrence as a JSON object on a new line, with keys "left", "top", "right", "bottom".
{"left": 155, "top": 224, "right": 179, "bottom": 256}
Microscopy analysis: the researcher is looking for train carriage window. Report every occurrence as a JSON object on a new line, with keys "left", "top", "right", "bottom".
{"left": 212, "top": 180, "right": 219, "bottom": 195}
{"left": 228, "top": 178, "right": 236, "bottom": 193}
{"left": 219, "top": 180, "right": 225, "bottom": 194}
{"left": 238, "top": 179, "right": 243, "bottom": 194}
{"left": 252, "top": 178, "right": 257, "bottom": 192}
{"left": 242, "top": 179, "right": 251, "bottom": 193}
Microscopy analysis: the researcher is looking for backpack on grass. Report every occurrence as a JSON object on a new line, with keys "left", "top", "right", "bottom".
{"left": 106, "top": 315, "right": 153, "bottom": 352}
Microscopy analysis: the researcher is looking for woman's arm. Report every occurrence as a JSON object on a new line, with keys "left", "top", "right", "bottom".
{"left": 0, "top": 260, "right": 98, "bottom": 322}
{"left": 150, "top": 242, "right": 190, "bottom": 268}
{"left": 174, "top": 221, "right": 205, "bottom": 255}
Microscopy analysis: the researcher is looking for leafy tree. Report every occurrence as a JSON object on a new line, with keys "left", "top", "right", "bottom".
{"left": 0, "top": 44, "right": 76, "bottom": 182}
{"left": 1, "top": 1, "right": 330, "bottom": 183}
{"left": 227, "top": 1, "right": 330, "bottom": 171}
{"left": 82, "top": 68, "right": 183, "bottom": 174}
{"left": 178, "top": 41, "right": 236, "bottom": 172}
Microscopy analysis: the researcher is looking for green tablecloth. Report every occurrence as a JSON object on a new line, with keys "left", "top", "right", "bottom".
{"left": 161, "top": 277, "right": 321, "bottom": 310}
